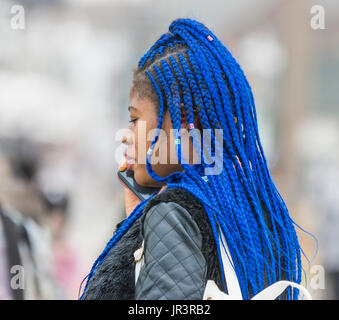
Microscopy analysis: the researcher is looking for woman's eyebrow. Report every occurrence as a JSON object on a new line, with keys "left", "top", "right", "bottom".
{"left": 128, "top": 105, "right": 138, "bottom": 112}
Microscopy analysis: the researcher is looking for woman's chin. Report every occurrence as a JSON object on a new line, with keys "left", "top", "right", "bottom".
{"left": 133, "top": 165, "right": 150, "bottom": 186}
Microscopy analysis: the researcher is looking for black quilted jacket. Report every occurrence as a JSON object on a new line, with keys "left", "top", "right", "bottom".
{"left": 81, "top": 187, "right": 224, "bottom": 300}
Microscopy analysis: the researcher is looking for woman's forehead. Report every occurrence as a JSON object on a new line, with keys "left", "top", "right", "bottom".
{"left": 129, "top": 95, "right": 157, "bottom": 114}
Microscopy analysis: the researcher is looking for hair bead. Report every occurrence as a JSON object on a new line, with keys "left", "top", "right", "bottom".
{"left": 147, "top": 145, "right": 154, "bottom": 156}
{"left": 188, "top": 122, "right": 195, "bottom": 130}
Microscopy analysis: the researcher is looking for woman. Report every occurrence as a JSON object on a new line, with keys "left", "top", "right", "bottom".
{"left": 79, "top": 18, "right": 304, "bottom": 300}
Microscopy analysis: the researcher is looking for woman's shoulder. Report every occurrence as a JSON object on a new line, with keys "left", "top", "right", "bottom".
{"left": 141, "top": 187, "right": 212, "bottom": 234}
{"left": 140, "top": 187, "right": 224, "bottom": 291}
{"left": 135, "top": 188, "right": 209, "bottom": 299}
{"left": 143, "top": 187, "right": 206, "bottom": 221}
{"left": 139, "top": 188, "right": 209, "bottom": 239}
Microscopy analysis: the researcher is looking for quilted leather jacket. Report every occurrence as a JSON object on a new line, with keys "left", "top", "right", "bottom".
{"left": 81, "top": 187, "right": 224, "bottom": 300}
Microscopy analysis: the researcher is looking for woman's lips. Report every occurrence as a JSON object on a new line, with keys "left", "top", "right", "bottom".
{"left": 126, "top": 161, "right": 134, "bottom": 170}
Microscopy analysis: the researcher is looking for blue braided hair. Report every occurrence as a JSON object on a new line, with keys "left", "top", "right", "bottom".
{"left": 79, "top": 18, "right": 310, "bottom": 300}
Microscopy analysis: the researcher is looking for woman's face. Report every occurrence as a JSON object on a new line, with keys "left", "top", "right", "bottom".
{"left": 123, "top": 87, "right": 196, "bottom": 187}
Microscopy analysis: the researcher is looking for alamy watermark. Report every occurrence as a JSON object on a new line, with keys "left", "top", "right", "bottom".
{"left": 10, "top": 5, "right": 25, "bottom": 30}
{"left": 10, "top": 265, "right": 25, "bottom": 290}
{"left": 115, "top": 122, "right": 226, "bottom": 176}
{"left": 309, "top": 264, "right": 325, "bottom": 290}
{"left": 310, "top": 5, "right": 325, "bottom": 30}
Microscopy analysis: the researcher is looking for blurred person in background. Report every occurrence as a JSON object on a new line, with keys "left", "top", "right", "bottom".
{"left": 320, "top": 168, "right": 339, "bottom": 299}
{"left": 41, "top": 190, "right": 81, "bottom": 299}
{"left": 0, "top": 138, "right": 56, "bottom": 299}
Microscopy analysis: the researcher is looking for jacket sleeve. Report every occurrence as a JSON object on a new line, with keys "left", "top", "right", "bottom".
{"left": 135, "top": 201, "right": 207, "bottom": 300}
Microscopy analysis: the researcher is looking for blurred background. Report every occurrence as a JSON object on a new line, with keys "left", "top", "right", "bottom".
{"left": 0, "top": 0, "right": 338, "bottom": 299}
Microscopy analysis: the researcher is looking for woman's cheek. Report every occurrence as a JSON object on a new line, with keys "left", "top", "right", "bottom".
{"left": 133, "top": 164, "right": 151, "bottom": 186}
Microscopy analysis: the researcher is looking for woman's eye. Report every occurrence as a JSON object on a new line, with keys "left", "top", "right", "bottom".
{"left": 128, "top": 119, "right": 138, "bottom": 127}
